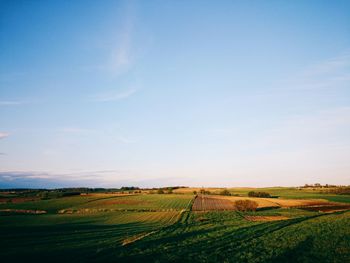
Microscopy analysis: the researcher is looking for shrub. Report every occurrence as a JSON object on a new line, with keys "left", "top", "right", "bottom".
{"left": 199, "top": 189, "right": 211, "bottom": 195}
{"left": 193, "top": 190, "right": 197, "bottom": 195}
{"left": 157, "top": 189, "right": 165, "bottom": 194}
{"left": 219, "top": 189, "right": 231, "bottom": 196}
{"left": 234, "top": 200, "right": 258, "bottom": 211}
{"left": 248, "top": 191, "right": 271, "bottom": 198}
{"left": 322, "top": 187, "right": 350, "bottom": 195}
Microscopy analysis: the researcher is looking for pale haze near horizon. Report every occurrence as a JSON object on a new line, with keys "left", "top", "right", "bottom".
{"left": 0, "top": 0, "right": 350, "bottom": 188}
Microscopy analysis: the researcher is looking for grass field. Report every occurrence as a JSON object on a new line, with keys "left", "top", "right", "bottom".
{"left": 0, "top": 189, "right": 349, "bottom": 262}
{"left": 174, "top": 187, "right": 350, "bottom": 203}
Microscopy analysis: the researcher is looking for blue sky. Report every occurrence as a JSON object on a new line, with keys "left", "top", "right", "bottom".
{"left": 1, "top": 0, "right": 350, "bottom": 188}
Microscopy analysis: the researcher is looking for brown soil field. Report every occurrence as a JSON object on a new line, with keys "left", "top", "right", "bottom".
{"left": 245, "top": 216, "right": 290, "bottom": 221}
{"left": 214, "top": 196, "right": 280, "bottom": 208}
{"left": 192, "top": 195, "right": 348, "bottom": 212}
{"left": 0, "top": 197, "right": 40, "bottom": 204}
{"left": 192, "top": 195, "right": 235, "bottom": 211}
{"left": 0, "top": 209, "right": 47, "bottom": 214}
{"left": 214, "top": 195, "right": 336, "bottom": 209}
{"left": 264, "top": 198, "right": 331, "bottom": 207}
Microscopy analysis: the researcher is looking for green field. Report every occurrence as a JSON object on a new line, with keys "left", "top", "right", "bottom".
{"left": 0, "top": 189, "right": 349, "bottom": 262}
{"left": 228, "top": 187, "right": 350, "bottom": 203}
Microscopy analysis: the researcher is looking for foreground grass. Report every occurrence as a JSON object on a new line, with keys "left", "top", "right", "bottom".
{"left": 0, "top": 192, "right": 349, "bottom": 262}
{"left": 118, "top": 210, "right": 350, "bottom": 263}
{"left": 0, "top": 211, "right": 180, "bottom": 261}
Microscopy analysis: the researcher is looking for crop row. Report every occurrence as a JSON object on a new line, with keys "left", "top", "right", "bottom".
{"left": 192, "top": 195, "right": 235, "bottom": 211}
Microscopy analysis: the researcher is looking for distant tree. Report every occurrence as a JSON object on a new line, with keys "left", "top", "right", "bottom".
{"left": 324, "top": 187, "right": 350, "bottom": 195}
{"left": 38, "top": 191, "right": 49, "bottom": 200}
{"left": 167, "top": 188, "right": 173, "bottom": 194}
{"left": 157, "top": 189, "right": 165, "bottom": 194}
{"left": 248, "top": 191, "right": 271, "bottom": 198}
{"left": 219, "top": 189, "right": 231, "bottom": 196}
{"left": 121, "top": 186, "right": 140, "bottom": 191}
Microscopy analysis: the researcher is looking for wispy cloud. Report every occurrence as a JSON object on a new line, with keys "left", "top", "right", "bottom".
{"left": 258, "top": 107, "right": 350, "bottom": 148}
{"left": 115, "top": 136, "right": 137, "bottom": 144}
{"left": 92, "top": 87, "right": 137, "bottom": 102}
{"left": 0, "top": 100, "right": 25, "bottom": 106}
{"left": 0, "top": 169, "right": 134, "bottom": 188}
{"left": 0, "top": 132, "right": 9, "bottom": 139}
{"left": 303, "top": 53, "right": 350, "bottom": 76}
{"left": 0, "top": 169, "right": 192, "bottom": 188}
{"left": 107, "top": 1, "right": 136, "bottom": 76}
{"left": 110, "top": 22, "right": 133, "bottom": 75}
{"left": 285, "top": 52, "right": 350, "bottom": 91}
{"left": 59, "top": 127, "right": 94, "bottom": 133}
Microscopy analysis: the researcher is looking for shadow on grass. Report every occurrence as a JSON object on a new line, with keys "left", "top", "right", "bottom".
{"left": 0, "top": 221, "right": 160, "bottom": 262}
{"left": 117, "top": 211, "right": 348, "bottom": 263}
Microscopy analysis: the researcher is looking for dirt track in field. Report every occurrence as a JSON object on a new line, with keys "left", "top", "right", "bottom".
{"left": 245, "top": 215, "right": 290, "bottom": 221}
{"left": 192, "top": 195, "right": 235, "bottom": 211}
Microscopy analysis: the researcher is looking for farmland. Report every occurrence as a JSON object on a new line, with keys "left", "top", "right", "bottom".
{"left": 192, "top": 195, "right": 235, "bottom": 211}
{"left": 0, "top": 188, "right": 349, "bottom": 262}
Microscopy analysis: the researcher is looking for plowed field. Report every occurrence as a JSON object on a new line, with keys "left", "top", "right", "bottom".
{"left": 192, "top": 195, "right": 235, "bottom": 211}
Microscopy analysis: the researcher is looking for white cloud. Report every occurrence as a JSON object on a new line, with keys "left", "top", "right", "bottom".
{"left": 0, "top": 132, "right": 9, "bottom": 139}
{"left": 108, "top": 1, "right": 136, "bottom": 76}
{"left": 110, "top": 23, "right": 133, "bottom": 75}
{"left": 0, "top": 100, "right": 24, "bottom": 106}
{"left": 0, "top": 169, "right": 135, "bottom": 187}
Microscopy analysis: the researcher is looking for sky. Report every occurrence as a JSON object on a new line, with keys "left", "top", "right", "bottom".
{"left": 0, "top": 0, "right": 350, "bottom": 188}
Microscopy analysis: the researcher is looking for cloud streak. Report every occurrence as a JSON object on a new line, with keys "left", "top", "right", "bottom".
{"left": 92, "top": 87, "right": 137, "bottom": 102}
{"left": 108, "top": 1, "right": 136, "bottom": 75}
{"left": 0, "top": 100, "right": 24, "bottom": 106}
{"left": 0, "top": 132, "right": 9, "bottom": 139}
{"left": 0, "top": 169, "right": 135, "bottom": 188}
{"left": 285, "top": 52, "right": 350, "bottom": 91}
{"left": 59, "top": 127, "right": 95, "bottom": 133}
